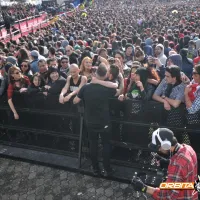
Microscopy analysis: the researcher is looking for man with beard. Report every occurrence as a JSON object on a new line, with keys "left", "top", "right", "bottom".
{"left": 131, "top": 128, "right": 198, "bottom": 200}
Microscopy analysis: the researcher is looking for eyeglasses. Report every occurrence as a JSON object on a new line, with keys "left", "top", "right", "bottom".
{"left": 21, "top": 65, "right": 28, "bottom": 68}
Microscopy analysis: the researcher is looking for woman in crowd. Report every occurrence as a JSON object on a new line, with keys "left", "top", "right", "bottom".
{"left": 27, "top": 73, "right": 44, "bottom": 94}
{"left": 184, "top": 64, "right": 200, "bottom": 114}
{"left": 146, "top": 63, "right": 161, "bottom": 86}
{"left": 123, "top": 61, "right": 142, "bottom": 95}
{"left": 119, "top": 67, "right": 155, "bottom": 101}
{"left": 134, "top": 47, "right": 148, "bottom": 67}
{"left": 7, "top": 66, "right": 30, "bottom": 119}
{"left": 44, "top": 67, "right": 66, "bottom": 96}
{"left": 20, "top": 60, "right": 33, "bottom": 80}
{"left": 17, "top": 48, "right": 30, "bottom": 67}
{"left": 80, "top": 56, "right": 94, "bottom": 82}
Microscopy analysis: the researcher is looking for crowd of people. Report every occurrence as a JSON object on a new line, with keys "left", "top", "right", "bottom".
{"left": 0, "top": 0, "right": 199, "bottom": 119}
{"left": 0, "top": 0, "right": 199, "bottom": 199}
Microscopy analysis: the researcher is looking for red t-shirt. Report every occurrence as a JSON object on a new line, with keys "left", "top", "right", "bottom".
{"left": 7, "top": 76, "right": 30, "bottom": 99}
{"left": 193, "top": 57, "right": 200, "bottom": 65}
{"left": 188, "top": 83, "right": 199, "bottom": 102}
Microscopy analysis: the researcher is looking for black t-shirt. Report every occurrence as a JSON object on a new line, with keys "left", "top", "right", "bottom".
{"left": 78, "top": 84, "right": 116, "bottom": 126}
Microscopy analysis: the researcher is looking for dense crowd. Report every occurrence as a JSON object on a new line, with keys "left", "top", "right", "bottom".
{"left": 0, "top": 1, "right": 200, "bottom": 199}
{"left": 0, "top": 2, "right": 61, "bottom": 29}
{"left": 0, "top": 0, "right": 199, "bottom": 121}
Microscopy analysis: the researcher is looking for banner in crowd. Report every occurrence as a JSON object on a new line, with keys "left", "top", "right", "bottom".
{"left": 0, "top": 7, "right": 86, "bottom": 42}
{"left": 0, "top": 13, "right": 49, "bottom": 41}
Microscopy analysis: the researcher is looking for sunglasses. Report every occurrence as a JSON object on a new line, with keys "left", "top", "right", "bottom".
{"left": 21, "top": 65, "right": 28, "bottom": 67}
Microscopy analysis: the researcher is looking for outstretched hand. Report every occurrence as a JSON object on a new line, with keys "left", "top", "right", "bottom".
{"left": 131, "top": 177, "right": 147, "bottom": 193}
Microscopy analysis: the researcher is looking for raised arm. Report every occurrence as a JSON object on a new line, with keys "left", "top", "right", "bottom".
{"left": 91, "top": 77, "right": 118, "bottom": 89}
{"left": 59, "top": 76, "right": 71, "bottom": 104}
{"left": 65, "top": 76, "right": 87, "bottom": 101}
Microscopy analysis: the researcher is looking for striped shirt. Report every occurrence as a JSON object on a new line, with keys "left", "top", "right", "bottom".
{"left": 152, "top": 144, "right": 198, "bottom": 200}
{"left": 154, "top": 79, "right": 186, "bottom": 102}
{"left": 187, "top": 87, "right": 200, "bottom": 114}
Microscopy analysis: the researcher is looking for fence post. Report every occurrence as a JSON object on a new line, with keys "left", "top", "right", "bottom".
{"left": 78, "top": 105, "right": 84, "bottom": 169}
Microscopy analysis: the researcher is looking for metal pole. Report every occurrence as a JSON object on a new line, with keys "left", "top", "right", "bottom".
{"left": 78, "top": 105, "right": 84, "bottom": 169}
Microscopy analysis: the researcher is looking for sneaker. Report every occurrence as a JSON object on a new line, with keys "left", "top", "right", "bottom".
{"left": 101, "top": 168, "right": 115, "bottom": 177}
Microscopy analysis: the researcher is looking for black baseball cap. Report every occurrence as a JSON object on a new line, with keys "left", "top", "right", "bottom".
{"left": 148, "top": 128, "right": 174, "bottom": 152}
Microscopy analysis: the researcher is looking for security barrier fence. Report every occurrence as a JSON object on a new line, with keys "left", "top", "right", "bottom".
{"left": 0, "top": 93, "right": 200, "bottom": 184}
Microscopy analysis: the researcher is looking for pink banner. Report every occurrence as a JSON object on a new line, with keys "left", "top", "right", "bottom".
{"left": 13, "top": 24, "right": 20, "bottom": 30}
{"left": 27, "top": 19, "right": 35, "bottom": 32}
{"left": 0, "top": 12, "right": 49, "bottom": 41}
{"left": 20, "top": 21, "right": 28, "bottom": 36}
{"left": 1, "top": 28, "right": 7, "bottom": 38}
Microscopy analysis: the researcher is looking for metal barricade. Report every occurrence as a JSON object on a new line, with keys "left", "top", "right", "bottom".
{"left": 0, "top": 95, "right": 199, "bottom": 175}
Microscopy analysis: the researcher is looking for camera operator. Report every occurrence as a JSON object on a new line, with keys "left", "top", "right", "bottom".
{"left": 131, "top": 128, "right": 198, "bottom": 200}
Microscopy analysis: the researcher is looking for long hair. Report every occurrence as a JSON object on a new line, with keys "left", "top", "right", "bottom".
{"left": 31, "top": 72, "right": 44, "bottom": 87}
{"left": 147, "top": 67, "right": 160, "bottom": 82}
{"left": 18, "top": 48, "right": 30, "bottom": 61}
{"left": 8, "top": 66, "right": 25, "bottom": 84}
{"left": 80, "top": 57, "right": 92, "bottom": 73}
{"left": 20, "top": 59, "right": 31, "bottom": 73}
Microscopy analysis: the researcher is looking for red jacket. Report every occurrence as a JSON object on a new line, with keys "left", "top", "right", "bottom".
{"left": 152, "top": 144, "right": 198, "bottom": 200}
{"left": 7, "top": 76, "right": 30, "bottom": 99}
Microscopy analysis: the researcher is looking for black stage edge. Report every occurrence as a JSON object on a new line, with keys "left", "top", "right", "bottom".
{"left": 0, "top": 144, "right": 163, "bottom": 186}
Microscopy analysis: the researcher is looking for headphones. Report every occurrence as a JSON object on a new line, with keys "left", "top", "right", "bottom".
{"left": 156, "top": 128, "right": 171, "bottom": 151}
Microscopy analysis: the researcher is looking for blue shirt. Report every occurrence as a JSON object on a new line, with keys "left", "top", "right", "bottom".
{"left": 154, "top": 79, "right": 186, "bottom": 102}
{"left": 30, "top": 59, "right": 39, "bottom": 74}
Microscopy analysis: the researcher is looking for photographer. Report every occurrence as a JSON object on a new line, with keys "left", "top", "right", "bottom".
{"left": 131, "top": 128, "right": 198, "bottom": 200}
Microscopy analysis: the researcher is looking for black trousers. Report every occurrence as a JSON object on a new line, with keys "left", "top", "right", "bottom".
{"left": 87, "top": 124, "right": 112, "bottom": 171}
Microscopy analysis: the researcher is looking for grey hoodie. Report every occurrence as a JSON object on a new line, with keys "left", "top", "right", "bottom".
{"left": 156, "top": 44, "right": 167, "bottom": 65}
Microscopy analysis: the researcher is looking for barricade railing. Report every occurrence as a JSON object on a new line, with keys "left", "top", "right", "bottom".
{"left": 0, "top": 94, "right": 199, "bottom": 173}
{"left": 0, "top": 13, "right": 50, "bottom": 42}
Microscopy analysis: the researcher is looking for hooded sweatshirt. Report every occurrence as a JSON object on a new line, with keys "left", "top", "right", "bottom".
{"left": 166, "top": 54, "right": 182, "bottom": 69}
{"left": 156, "top": 44, "right": 167, "bottom": 66}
